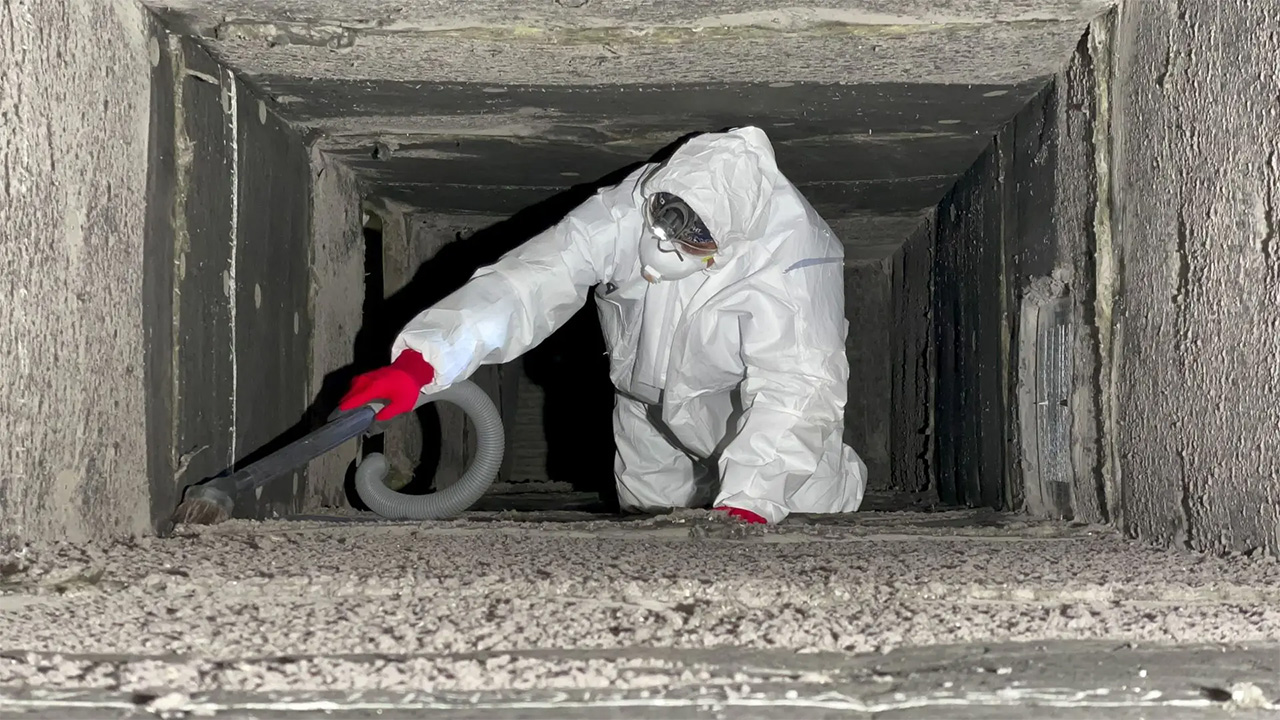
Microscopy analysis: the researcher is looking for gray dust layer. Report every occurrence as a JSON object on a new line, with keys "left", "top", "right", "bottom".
{"left": 0, "top": 507, "right": 1277, "bottom": 716}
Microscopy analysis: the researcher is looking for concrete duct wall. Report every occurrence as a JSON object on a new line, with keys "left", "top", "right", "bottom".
{"left": 301, "top": 151, "right": 364, "bottom": 511}
{"left": 844, "top": 257, "right": 895, "bottom": 487}
{"left": 143, "top": 23, "right": 317, "bottom": 528}
{"left": 1110, "top": 0, "right": 1280, "bottom": 555}
{"left": 889, "top": 217, "right": 936, "bottom": 494}
{"left": 929, "top": 27, "right": 1108, "bottom": 517}
{"left": 932, "top": 81, "right": 1068, "bottom": 513}
{"left": 2, "top": 1, "right": 349, "bottom": 540}
{"left": 928, "top": 0, "right": 1280, "bottom": 558}
{"left": 1, "top": 0, "right": 153, "bottom": 542}
{"left": 9, "top": 0, "right": 1279, "bottom": 550}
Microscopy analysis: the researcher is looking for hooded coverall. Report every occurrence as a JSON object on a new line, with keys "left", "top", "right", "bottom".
{"left": 387, "top": 126, "right": 867, "bottom": 524}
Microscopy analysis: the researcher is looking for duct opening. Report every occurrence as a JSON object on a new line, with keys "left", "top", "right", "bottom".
{"left": 17, "top": 0, "right": 1280, "bottom": 711}
{"left": 314, "top": 39, "right": 1113, "bottom": 520}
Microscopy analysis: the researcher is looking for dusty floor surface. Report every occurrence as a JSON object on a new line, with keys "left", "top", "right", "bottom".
{"left": 0, "top": 497, "right": 1277, "bottom": 718}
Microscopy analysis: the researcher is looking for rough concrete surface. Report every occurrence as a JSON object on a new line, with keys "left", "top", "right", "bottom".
{"left": 142, "top": 0, "right": 1109, "bottom": 86}
{"left": 228, "top": 70, "right": 315, "bottom": 521}
{"left": 928, "top": 42, "right": 1116, "bottom": 518}
{"left": 295, "top": 82, "right": 1046, "bottom": 140}
{"left": 381, "top": 174, "right": 961, "bottom": 222}
{"left": 197, "top": 22, "right": 1090, "bottom": 88}
{"left": 1053, "top": 24, "right": 1114, "bottom": 527}
{"left": 145, "top": 0, "right": 1112, "bottom": 30}
{"left": 828, "top": 211, "right": 933, "bottom": 254}
{"left": 0, "top": 508, "right": 1277, "bottom": 717}
{"left": 932, "top": 132, "right": 1010, "bottom": 509}
{"left": 1111, "top": 0, "right": 1280, "bottom": 554}
{"left": 331, "top": 124, "right": 999, "bottom": 219}
{"left": 0, "top": 0, "right": 153, "bottom": 542}
{"left": 303, "top": 151, "right": 364, "bottom": 510}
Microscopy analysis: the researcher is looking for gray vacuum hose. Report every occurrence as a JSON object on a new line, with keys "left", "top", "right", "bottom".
{"left": 353, "top": 379, "right": 505, "bottom": 520}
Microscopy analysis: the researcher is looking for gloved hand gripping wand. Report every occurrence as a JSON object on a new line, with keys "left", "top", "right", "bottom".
{"left": 161, "top": 374, "right": 505, "bottom": 534}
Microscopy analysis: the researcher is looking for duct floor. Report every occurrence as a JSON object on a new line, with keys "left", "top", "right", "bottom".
{"left": 0, "top": 496, "right": 1276, "bottom": 718}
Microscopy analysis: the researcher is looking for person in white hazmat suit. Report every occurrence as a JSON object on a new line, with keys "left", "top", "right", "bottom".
{"left": 338, "top": 126, "right": 867, "bottom": 524}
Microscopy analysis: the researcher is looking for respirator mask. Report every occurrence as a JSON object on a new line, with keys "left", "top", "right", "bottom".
{"left": 638, "top": 192, "right": 718, "bottom": 283}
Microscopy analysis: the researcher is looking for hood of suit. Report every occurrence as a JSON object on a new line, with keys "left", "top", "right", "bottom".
{"left": 640, "top": 126, "right": 781, "bottom": 257}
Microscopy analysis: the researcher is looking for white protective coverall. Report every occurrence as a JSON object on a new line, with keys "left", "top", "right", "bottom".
{"left": 393, "top": 126, "right": 867, "bottom": 523}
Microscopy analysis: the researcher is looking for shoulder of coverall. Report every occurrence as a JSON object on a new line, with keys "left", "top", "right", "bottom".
{"left": 707, "top": 169, "right": 842, "bottom": 274}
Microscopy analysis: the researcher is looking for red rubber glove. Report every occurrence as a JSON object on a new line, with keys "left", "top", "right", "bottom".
{"left": 338, "top": 350, "right": 436, "bottom": 421}
{"left": 715, "top": 506, "right": 767, "bottom": 524}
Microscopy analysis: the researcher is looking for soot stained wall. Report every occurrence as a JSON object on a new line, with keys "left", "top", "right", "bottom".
{"left": 845, "top": 259, "right": 893, "bottom": 488}
{"left": 144, "top": 25, "right": 314, "bottom": 528}
{"left": 889, "top": 218, "right": 935, "bottom": 494}
{"left": 930, "top": 29, "right": 1107, "bottom": 517}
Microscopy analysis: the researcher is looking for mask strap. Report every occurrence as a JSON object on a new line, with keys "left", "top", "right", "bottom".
{"left": 655, "top": 236, "right": 686, "bottom": 261}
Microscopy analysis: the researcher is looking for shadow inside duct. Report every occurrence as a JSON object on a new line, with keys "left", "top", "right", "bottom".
{"left": 336, "top": 163, "right": 655, "bottom": 513}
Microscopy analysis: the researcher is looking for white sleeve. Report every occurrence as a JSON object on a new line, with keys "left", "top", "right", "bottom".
{"left": 392, "top": 182, "right": 633, "bottom": 388}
